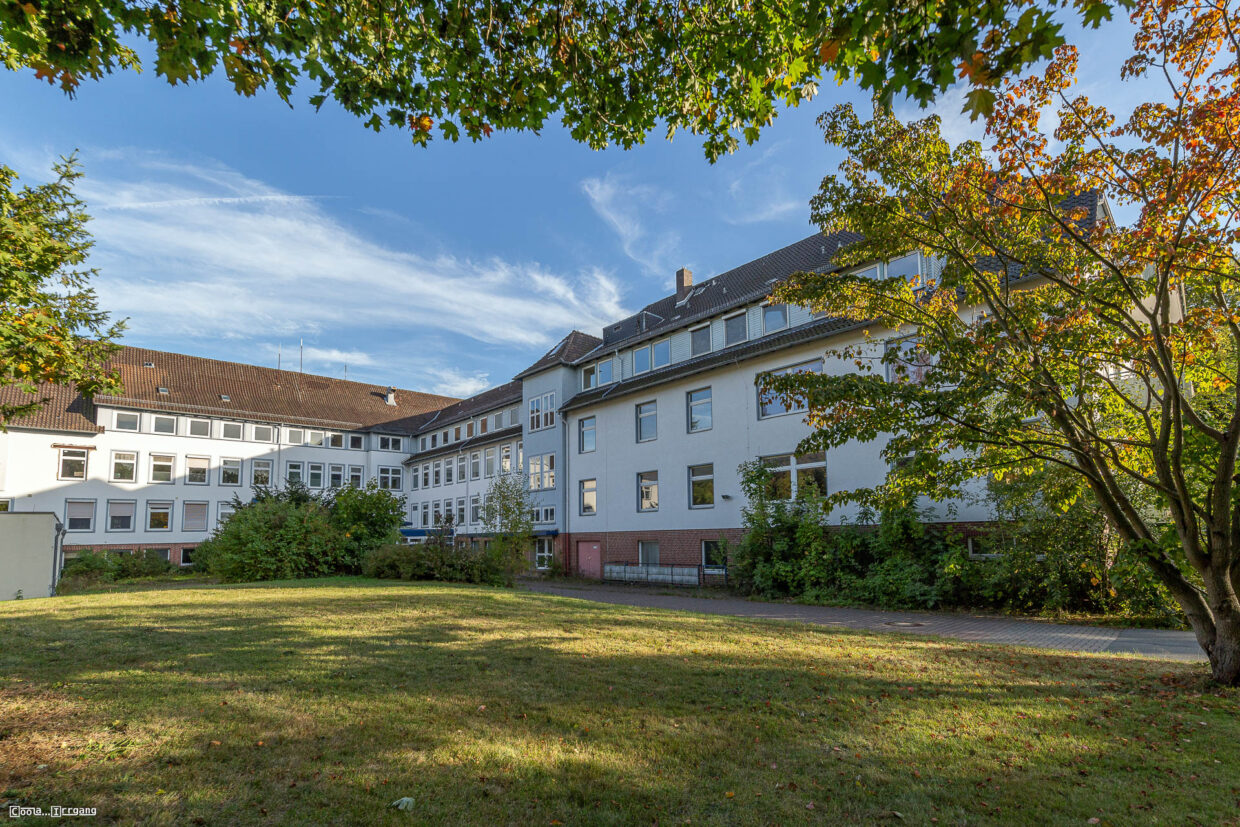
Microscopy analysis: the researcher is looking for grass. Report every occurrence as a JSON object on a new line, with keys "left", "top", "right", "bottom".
{"left": 0, "top": 579, "right": 1236, "bottom": 826}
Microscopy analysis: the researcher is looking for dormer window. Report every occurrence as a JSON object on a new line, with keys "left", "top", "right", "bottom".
{"left": 690, "top": 324, "right": 711, "bottom": 357}
{"left": 763, "top": 303, "right": 788, "bottom": 334}
{"left": 633, "top": 340, "right": 670, "bottom": 375}
{"left": 887, "top": 252, "right": 924, "bottom": 288}
{"left": 724, "top": 311, "right": 748, "bottom": 346}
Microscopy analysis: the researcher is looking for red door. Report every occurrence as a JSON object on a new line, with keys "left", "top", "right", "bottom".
{"left": 577, "top": 541, "right": 602, "bottom": 579}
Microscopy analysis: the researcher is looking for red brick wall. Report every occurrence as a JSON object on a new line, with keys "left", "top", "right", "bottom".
{"left": 562, "top": 528, "right": 745, "bottom": 575}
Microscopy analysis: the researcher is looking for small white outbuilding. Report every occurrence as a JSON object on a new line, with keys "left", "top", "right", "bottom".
{"left": 0, "top": 512, "right": 65, "bottom": 600}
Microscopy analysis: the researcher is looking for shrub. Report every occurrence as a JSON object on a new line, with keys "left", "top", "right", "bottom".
{"left": 60, "top": 549, "right": 115, "bottom": 582}
{"left": 196, "top": 497, "right": 347, "bottom": 583}
{"left": 113, "top": 550, "right": 173, "bottom": 579}
{"left": 329, "top": 480, "right": 406, "bottom": 564}
{"left": 363, "top": 515, "right": 516, "bottom": 586}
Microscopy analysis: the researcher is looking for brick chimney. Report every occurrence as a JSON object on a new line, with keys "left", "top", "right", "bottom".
{"left": 676, "top": 267, "right": 693, "bottom": 300}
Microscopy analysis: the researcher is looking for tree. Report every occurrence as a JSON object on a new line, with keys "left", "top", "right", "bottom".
{"left": 482, "top": 471, "right": 536, "bottom": 582}
{"left": 1, "top": 156, "right": 123, "bottom": 427}
{"left": 764, "top": 0, "right": 1240, "bottom": 682}
{"left": 1, "top": 0, "right": 1121, "bottom": 159}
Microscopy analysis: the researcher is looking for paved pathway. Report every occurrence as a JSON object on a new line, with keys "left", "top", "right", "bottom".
{"left": 522, "top": 581, "right": 1205, "bottom": 662}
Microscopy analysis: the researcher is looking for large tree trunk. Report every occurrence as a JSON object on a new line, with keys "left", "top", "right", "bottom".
{"left": 1202, "top": 565, "right": 1240, "bottom": 685}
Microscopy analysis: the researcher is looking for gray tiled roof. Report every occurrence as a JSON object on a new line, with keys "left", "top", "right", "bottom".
{"left": 580, "top": 231, "right": 864, "bottom": 360}
{"left": 514, "top": 330, "right": 604, "bottom": 379}
{"left": 409, "top": 380, "right": 523, "bottom": 435}
{"left": 561, "top": 314, "right": 865, "bottom": 412}
{"left": 402, "top": 423, "right": 523, "bottom": 465}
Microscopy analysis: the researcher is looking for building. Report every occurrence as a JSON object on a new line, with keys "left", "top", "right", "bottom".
{"left": 0, "top": 231, "right": 1000, "bottom": 576}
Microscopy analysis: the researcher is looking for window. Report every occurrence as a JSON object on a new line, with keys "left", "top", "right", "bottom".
{"left": 328, "top": 433, "right": 344, "bottom": 448}
{"left": 689, "top": 464, "right": 715, "bottom": 508}
{"left": 285, "top": 461, "right": 304, "bottom": 484}
{"left": 106, "top": 500, "right": 135, "bottom": 532}
{"left": 0, "top": 499, "right": 11, "bottom": 512}
{"left": 702, "top": 540, "right": 727, "bottom": 568}
{"left": 378, "top": 466, "right": 403, "bottom": 490}
{"left": 114, "top": 412, "right": 139, "bottom": 431}
{"left": 444, "top": 459, "right": 454, "bottom": 485}
{"left": 638, "top": 471, "right": 659, "bottom": 512}
{"left": 633, "top": 345, "right": 650, "bottom": 374}
{"left": 308, "top": 430, "right": 325, "bottom": 447}
{"left": 456, "top": 455, "right": 466, "bottom": 482}
{"left": 220, "top": 458, "right": 242, "bottom": 486}
{"left": 690, "top": 325, "right": 711, "bottom": 356}
{"left": 687, "top": 388, "right": 712, "bottom": 433}
{"left": 531, "top": 505, "right": 555, "bottom": 523}
{"left": 528, "top": 392, "right": 556, "bottom": 431}
{"left": 432, "top": 461, "right": 442, "bottom": 486}
{"left": 432, "top": 500, "right": 442, "bottom": 524}
{"left": 183, "top": 501, "right": 209, "bottom": 532}
{"left": 484, "top": 447, "right": 496, "bottom": 477}
{"left": 470, "top": 495, "right": 482, "bottom": 524}
{"left": 286, "top": 428, "right": 305, "bottom": 444}
{"left": 578, "top": 416, "right": 596, "bottom": 453}
{"left": 149, "top": 453, "right": 174, "bottom": 483}
{"left": 411, "top": 464, "right": 421, "bottom": 489}
{"left": 421, "top": 501, "right": 430, "bottom": 528}
{"left": 349, "top": 434, "right": 364, "bottom": 450}
{"left": 179, "top": 547, "right": 194, "bottom": 567}
{"left": 58, "top": 447, "right": 88, "bottom": 480}
{"left": 582, "top": 360, "right": 615, "bottom": 390}
{"left": 152, "top": 415, "right": 177, "bottom": 435}
{"left": 146, "top": 501, "right": 172, "bottom": 531}
{"left": 885, "top": 337, "right": 936, "bottom": 384}
{"left": 253, "top": 424, "right": 274, "bottom": 442}
{"left": 479, "top": 418, "right": 488, "bottom": 435}
{"left": 110, "top": 451, "right": 137, "bottom": 482}
{"left": 65, "top": 500, "right": 95, "bottom": 532}
{"left": 636, "top": 401, "right": 657, "bottom": 442}
{"left": 329, "top": 464, "right": 345, "bottom": 488}
{"left": 500, "top": 444, "right": 512, "bottom": 474}
{"left": 456, "top": 497, "right": 466, "bottom": 526}
{"left": 534, "top": 538, "right": 554, "bottom": 570}
{"left": 421, "top": 464, "right": 431, "bottom": 488}
{"left": 454, "top": 426, "right": 461, "bottom": 441}
{"left": 638, "top": 541, "right": 660, "bottom": 566}
{"left": 379, "top": 435, "right": 402, "bottom": 451}
{"left": 887, "top": 252, "right": 923, "bottom": 287}
{"left": 218, "top": 502, "right": 235, "bottom": 525}
{"left": 579, "top": 479, "right": 597, "bottom": 515}
{"left": 222, "top": 422, "right": 243, "bottom": 440}
{"left": 758, "top": 358, "right": 824, "bottom": 418}
{"left": 528, "top": 453, "right": 555, "bottom": 490}
{"left": 188, "top": 419, "right": 210, "bottom": 437}
{"left": 252, "top": 459, "right": 273, "bottom": 487}
{"left": 724, "top": 311, "right": 748, "bottom": 346}
{"left": 763, "top": 303, "right": 788, "bottom": 334}
{"left": 466, "top": 422, "right": 475, "bottom": 438}
{"left": 348, "top": 466, "right": 364, "bottom": 487}
{"left": 761, "top": 452, "right": 826, "bottom": 500}
{"left": 307, "top": 462, "right": 325, "bottom": 488}
{"left": 186, "top": 456, "right": 210, "bottom": 485}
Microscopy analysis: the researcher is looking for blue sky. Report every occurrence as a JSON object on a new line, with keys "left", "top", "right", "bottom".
{"left": 1, "top": 15, "right": 1144, "bottom": 398}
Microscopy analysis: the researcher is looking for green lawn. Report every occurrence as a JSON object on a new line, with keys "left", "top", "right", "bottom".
{"left": 0, "top": 580, "right": 1235, "bottom": 825}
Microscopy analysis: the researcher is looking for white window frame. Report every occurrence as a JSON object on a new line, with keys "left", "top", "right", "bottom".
{"left": 110, "top": 450, "right": 138, "bottom": 483}
{"left": 221, "top": 421, "right": 244, "bottom": 440}
{"left": 723, "top": 311, "right": 748, "bottom": 346}
{"left": 348, "top": 433, "right": 364, "bottom": 450}
{"left": 638, "top": 540, "right": 660, "bottom": 566}
{"left": 579, "top": 479, "right": 597, "bottom": 516}
{"left": 762, "top": 303, "right": 789, "bottom": 334}
{"left": 220, "top": 458, "right": 242, "bottom": 486}
{"left": 285, "top": 460, "right": 304, "bottom": 484}
{"left": 378, "top": 466, "right": 403, "bottom": 491}
{"left": 329, "top": 464, "right": 345, "bottom": 488}
{"left": 534, "top": 537, "right": 554, "bottom": 571}
{"left": 253, "top": 424, "right": 274, "bottom": 442}
{"left": 579, "top": 416, "right": 596, "bottom": 453}
{"left": 636, "top": 401, "right": 657, "bottom": 443}
{"left": 348, "top": 465, "right": 364, "bottom": 487}
{"left": 187, "top": 418, "right": 211, "bottom": 437}
{"left": 148, "top": 453, "right": 175, "bottom": 484}
{"left": 185, "top": 455, "right": 210, "bottom": 485}
{"left": 689, "top": 324, "right": 711, "bottom": 357}
{"left": 687, "top": 387, "right": 712, "bottom": 433}
{"left": 757, "top": 358, "right": 824, "bottom": 419}
{"left": 151, "top": 415, "right": 177, "bottom": 435}
{"left": 307, "top": 462, "right": 325, "bottom": 488}
{"left": 252, "top": 459, "right": 273, "bottom": 487}
{"left": 113, "top": 411, "right": 139, "bottom": 431}
{"left": 58, "top": 447, "right": 88, "bottom": 481}
{"left": 286, "top": 428, "right": 305, "bottom": 444}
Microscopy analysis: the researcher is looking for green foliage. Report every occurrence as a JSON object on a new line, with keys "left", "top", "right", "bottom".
{"left": 58, "top": 548, "right": 172, "bottom": 592}
{"left": 113, "top": 549, "right": 174, "bottom": 580}
{"left": 732, "top": 461, "right": 1184, "bottom": 622}
{"left": 327, "top": 479, "right": 406, "bottom": 561}
{"left": 1, "top": 156, "right": 124, "bottom": 427}
{"left": 482, "top": 473, "right": 536, "bottom": 585}
{"left": 197, "top": 482, "right": 404, "bottom": 583}
{"left": 59, "top": 549, "right": 114, "bottom": 582}
{"left": 0, "top": 1, "right": 1121, "bottom": 159}
{"left": 363, "top": 515, "right": 514, "bottom": 587}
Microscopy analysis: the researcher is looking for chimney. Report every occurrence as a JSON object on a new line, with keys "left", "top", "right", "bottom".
{"left": 676, "top": 267, "right": 693, "bottom": 299}
{"left": 385, "top": 386, "right": 397, "bottom": 406}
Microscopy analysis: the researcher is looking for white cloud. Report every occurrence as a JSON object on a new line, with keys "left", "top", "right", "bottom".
{"left": 719, "top": 141, "right": 810, "bottom": 226}
{"left": 423, "top": 367, "right": 492, "bottom": 398}
{"left": 581, "top": 172, "right": 680, "bottom": 277}
{"left": 895, "top": 85, "right": 988, "bottom": 148}
{"left": 66, "top": 152, "right": 630, "bottom": 389}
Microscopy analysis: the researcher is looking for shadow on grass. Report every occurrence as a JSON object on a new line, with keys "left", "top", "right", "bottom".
{"left": 0, "top": 581, "right": 1234, "bottom": 826}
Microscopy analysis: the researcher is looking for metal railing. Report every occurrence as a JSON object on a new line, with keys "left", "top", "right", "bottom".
{"left": 602, "top": 563, "right": 707, "bottom": 586}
